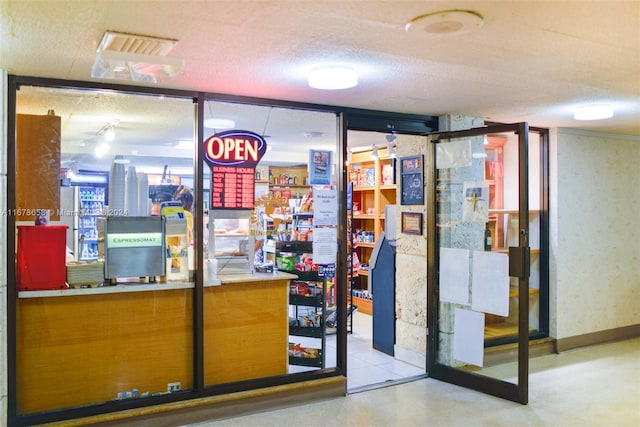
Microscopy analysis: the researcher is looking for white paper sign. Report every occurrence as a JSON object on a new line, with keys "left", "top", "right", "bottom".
{"left": 312, "top": 227, "right": 337, "bottom": 264}
{"left": 453, "top": 308, "right": 485, "bottom": 367}
{"left": 471, "top": 251, "right": 510, "bottom": 316}
{"left": 439, "top": 247, "right": 470, "bottom": 305}
{"left": 436, "top": 140, "right": 472, "bottom": 169}
{"left": 313, "top": 188, "right": 338, "bottom": 226}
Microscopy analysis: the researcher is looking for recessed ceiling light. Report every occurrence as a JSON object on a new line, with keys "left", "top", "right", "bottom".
{"left": 574, "top": 104, "right": 614, "bottom": 121}
{"left": 405, "top": 9, "right": 484, "bottom": 35}
{"left": 203, "top": 118, "right": 236, "bottom": 129}
{"left": 308, "top": 66, "right": 358, "bottom": 90}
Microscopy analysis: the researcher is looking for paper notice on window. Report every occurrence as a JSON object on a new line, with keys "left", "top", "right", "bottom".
{"left": 471, "top": 251, "right": 510, "bottom": 316}
{"left": 312, "top": 227, "right": 337, "bottom": 265}
{"left": 313, "top": 188, "right": 338, "bottom": 226}
{"left": 439, "top": 247, "right": 470, "bottom": 305}
{"left": 453, "top": 308, "right": 485, "bottom": 367}
{"left": 436, "top": 140, "right": 472, "bottom": 169}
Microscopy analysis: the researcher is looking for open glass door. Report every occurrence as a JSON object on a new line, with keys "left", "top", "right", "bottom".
{"left": 427, "top": 123, "right": 530, "bottom": 404}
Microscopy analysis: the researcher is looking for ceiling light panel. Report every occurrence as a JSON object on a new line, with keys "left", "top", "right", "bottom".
{"left": 574, "top": 104, "right": 614, "bottom": 121}
{"left": 308, "top": 66, "right": 358, "bottom": 90}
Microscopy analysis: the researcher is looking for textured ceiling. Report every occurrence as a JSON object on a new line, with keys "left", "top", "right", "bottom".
{"left": 1, "top": 0, "right": 639, "bottom": 169}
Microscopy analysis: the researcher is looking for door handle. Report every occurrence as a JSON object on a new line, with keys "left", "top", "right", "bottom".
{"left": 509, "top": 246, "right": 530, "bottom": 279}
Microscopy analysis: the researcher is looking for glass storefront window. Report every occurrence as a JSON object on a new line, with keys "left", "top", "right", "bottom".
{"left": 14, "top": 85, "right": 196, "bottom": 414}
{"left": 202, "top": 100, "right": 339, "bottom": 386}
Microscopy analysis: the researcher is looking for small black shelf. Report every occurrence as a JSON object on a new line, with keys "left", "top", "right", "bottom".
{"left": 283, "top": 270, "right": 319, "bottom": 282}
{"left": 288, "top": 355, "right": 323, "bottom": 367}
{"left": 276, "top": 240, "right": 313, "bottom": 253}
{"left": 289, "top": 326, "right": 323, "bottom": 338}
{"left": 289, "top": 294, "right": 323, "bottom": 307}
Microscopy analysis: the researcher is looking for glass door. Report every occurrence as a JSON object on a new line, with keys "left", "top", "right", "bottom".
{"left": 427, "top": 123, "right": 530, "bottom": 404}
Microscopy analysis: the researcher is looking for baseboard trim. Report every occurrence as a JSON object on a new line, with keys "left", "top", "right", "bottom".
{"left": 555, "top": 324, "right": 640, "bottom": 353}
{"left": 45, "top": 377, "right": 346, "bottom": 427}
{"left": 484, "top": 337, "right": 556, "bottom": 366}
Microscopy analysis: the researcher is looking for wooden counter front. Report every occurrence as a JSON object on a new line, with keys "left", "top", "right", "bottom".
{"left": 16, "top": 286, "right": 194, "bottom": 414}
{"left": 15, "top": 273, "right": 296, "bottom": 415}
{"left": 204, "top": 272, "right": 296, "bottom": 385}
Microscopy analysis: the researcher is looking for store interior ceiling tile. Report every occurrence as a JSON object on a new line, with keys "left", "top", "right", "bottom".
{"left": 1, "top": 1, "right": 638, "bottom": 170}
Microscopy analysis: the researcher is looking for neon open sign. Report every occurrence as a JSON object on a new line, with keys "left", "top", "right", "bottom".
{"left": 204, "top": 130, "right": 267, "bottom": 168}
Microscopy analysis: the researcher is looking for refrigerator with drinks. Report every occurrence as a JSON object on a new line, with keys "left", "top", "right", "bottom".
{"left": 60, "top": 171, "right": 109, "bottom": 261}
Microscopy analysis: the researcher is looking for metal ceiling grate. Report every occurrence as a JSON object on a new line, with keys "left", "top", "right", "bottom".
{"left": 97, "top": 31, "right": 178, "bottom": 56}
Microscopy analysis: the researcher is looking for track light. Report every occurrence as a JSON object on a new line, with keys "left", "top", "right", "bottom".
{"left": 98, "top": 120, "right": 118, "bottom": 141}
{"left": 104, "top": 125, "right": 116, "bottom": 141}
{"left": 371, "top": 145, "right": 379, "bottom": 158}
{"left": 387, "top": 144, "right": 397, "bottom": 158}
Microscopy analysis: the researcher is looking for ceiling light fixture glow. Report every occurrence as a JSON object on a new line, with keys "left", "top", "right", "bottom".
{"left": 97, "top": 121, "right": 117, "bottom": 141}
{"left": 573, "top": 104, "right": 614, "bottom": 121}
{"left": 308, "top": 66, "right": 358, "bottom": 90}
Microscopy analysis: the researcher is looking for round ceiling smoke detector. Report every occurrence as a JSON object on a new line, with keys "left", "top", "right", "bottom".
{"left": 405, "top": 9, "right": 484, "bottom": 35}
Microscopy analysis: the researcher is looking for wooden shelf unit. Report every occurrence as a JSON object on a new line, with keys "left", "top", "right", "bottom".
{"left": 348, "top": 147, "right": 396, "bottom": 312}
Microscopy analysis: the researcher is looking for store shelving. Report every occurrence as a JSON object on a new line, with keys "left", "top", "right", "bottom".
{"left": 347, "top": 147, "right": 396, "bottom": 314}
{"left": 277, "top": 239, "right": 326, "bottom": 369}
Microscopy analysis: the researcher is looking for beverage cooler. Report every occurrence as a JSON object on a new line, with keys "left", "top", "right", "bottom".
{"left": 60, "top": 172, "right": 109, "bottom": 261}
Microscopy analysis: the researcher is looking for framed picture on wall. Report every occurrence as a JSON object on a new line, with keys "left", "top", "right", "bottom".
{"left": 400, "top": 155, "right": 424, "bottom": 205}
{"left": 401, "top": 212, "right": 423, "bottom": 235}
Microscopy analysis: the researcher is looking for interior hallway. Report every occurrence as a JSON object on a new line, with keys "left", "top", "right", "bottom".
{"left": 192, "top": 337, "right": 639, "bottom": 427}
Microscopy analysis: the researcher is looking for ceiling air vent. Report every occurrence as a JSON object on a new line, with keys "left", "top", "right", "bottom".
{"left": 92, "top": 31, "right": 184, "bottom": 83}
{"left": 96, "top": 31, "right": 178, "bottom": 56}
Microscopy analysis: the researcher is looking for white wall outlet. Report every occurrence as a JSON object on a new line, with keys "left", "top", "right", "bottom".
{"left": 167, "top": 382, "right": 181, "bottom": 393}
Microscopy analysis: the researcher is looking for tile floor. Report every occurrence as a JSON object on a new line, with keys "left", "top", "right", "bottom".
{"left": 289, "top": 309, "right": 426, "bottom": 389}
{"left": 192, "top": 336, "right": 640, "bottom": 426}
{"left": 341, "top": 310, "right": 425, "bottom": 390}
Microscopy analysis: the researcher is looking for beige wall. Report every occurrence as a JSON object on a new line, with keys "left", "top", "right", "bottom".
{"left": 550, "top": 129, "right": 640, "bottom": 339}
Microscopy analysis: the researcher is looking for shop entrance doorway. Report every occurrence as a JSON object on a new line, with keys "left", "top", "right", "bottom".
{"left": 345, "top": 116, "right": 437, "bottom": 391}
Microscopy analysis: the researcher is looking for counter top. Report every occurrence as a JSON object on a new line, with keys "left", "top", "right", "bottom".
{"left": 215, "top": 271, "right": 298, "bottom": 284}
{"left": 18, "top": 271, "right": 299, "bottom": 298}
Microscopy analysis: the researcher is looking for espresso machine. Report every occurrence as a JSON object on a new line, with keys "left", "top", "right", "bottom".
{"left": 98, "top": 216, "right": 166, "bottom": 284}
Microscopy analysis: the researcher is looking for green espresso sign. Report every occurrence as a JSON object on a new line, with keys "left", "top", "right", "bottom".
{"left": 107, "top": 233, "right": 163, "bottom": 248}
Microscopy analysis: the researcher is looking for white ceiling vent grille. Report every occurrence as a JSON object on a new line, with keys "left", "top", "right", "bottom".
{"left": 92, "top": 31, "right": 183, "bottom": 83}
{"left": 97, "top": 31, "right": 178, "bottom": 56}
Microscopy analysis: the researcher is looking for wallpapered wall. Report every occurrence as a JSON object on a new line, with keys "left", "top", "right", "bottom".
{"left": 550, "top": 129, "right": 640, "bottom": 339}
